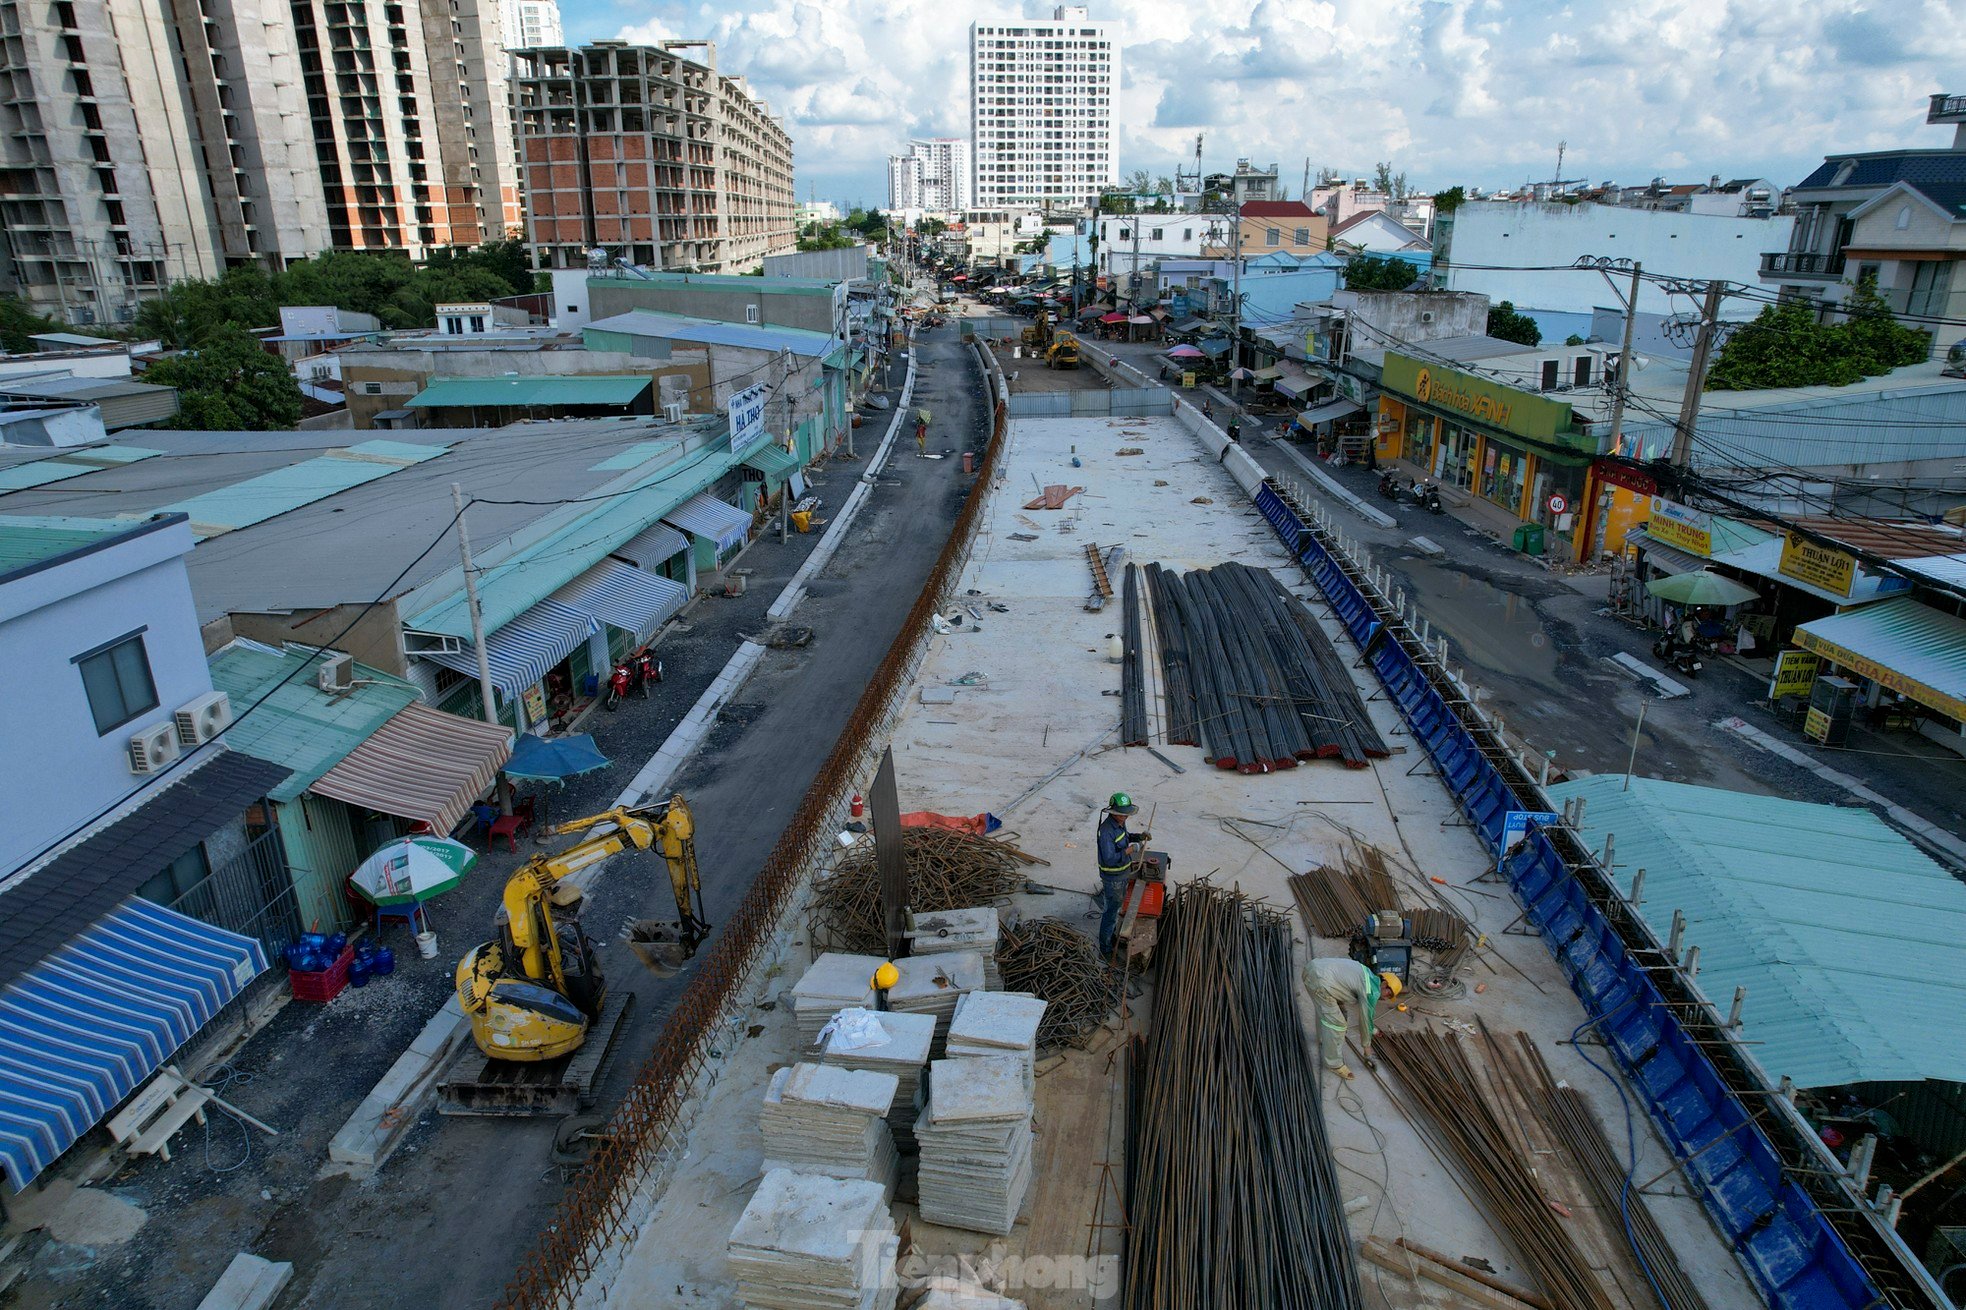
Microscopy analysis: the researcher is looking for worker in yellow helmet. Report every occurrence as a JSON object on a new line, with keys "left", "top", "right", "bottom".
{"left": 1304, "top": 955, "right": 1401, "bottom": 1081}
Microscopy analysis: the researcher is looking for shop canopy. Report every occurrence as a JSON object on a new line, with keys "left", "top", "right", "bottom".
{"left": 1625, "top": 529, "right": 1708, "bottom": 578}
{"left": 1273, "top": 364, "right": 1316, "bottom": 400}
{"left": 1128, "top": 315, "right": 1154, "bottom": 325}
{"left": 743, "top": 444, "right": 802, "bottom": 492}
{"left": 0, "top": 898, "right": 266, "bottom": 1187}
{"left": 1296, "top": 398, "right": 1362, "bottom": 427}
{"left": 1197, "top": 338, "right": 1231, "bottom": 359}
{"left": 551, "top": 557, "right": 689, "bottom": 642}
{"left": 1251, "top": 364, "right": 1283, "bottom": 381}
{"left": 310, "top": 701, "right": 512, "bottom": 836}
{"left": 610, "top": 520, "right": 690, "bottom": 573}
{"left": 1795, "top": 597, "right": 1966, "bottom": 724}
{"left": 418, "top": 598, "right": 599, "bottom": 700}
{"left": 662, "top": 492, "right": 752, "bottom": 554}
{"left": 1164, "top": 344, "right": 1205, "bottom": 360}
{"left": 1099, "top": 312, "right": 1128, "bottom": 324}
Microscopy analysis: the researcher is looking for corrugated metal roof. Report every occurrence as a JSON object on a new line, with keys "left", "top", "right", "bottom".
{"left": 591, "top": 440, "right": 681, "bottom": 471}
{"left": 407, "top": 375, "right": 652, "bottom": 408}
{"left": 743, "top": 444, "right": 800, "bottom": 477}
{"left": 585, "top": 311, "right": 837, "bottom": 358}
{"left": 1796, "top": 597, "right": 1966, "bottom": 719}
{"left": 0, "top": 514, "right": 138, "bottom": 572}
{"left": 160, "top": 442, "right": 448, "bottom": 537}
{"left": 207, "top": 643, "right": 419, "bottom": 802}
{"left": 1549, "top": 774, "right": 1966, "bottom": 1088}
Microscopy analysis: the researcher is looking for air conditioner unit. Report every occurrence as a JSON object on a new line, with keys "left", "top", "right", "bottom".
{"left": 318, "top": 653, "right": 354, "bottom": 692}
{"left": 662, "top": 399, "right": 686, "bottom": 422}
{"left": 1419, "top": 311, "right": 1436, "bottom": 324}
{"left": 128, "top": 721, "right": 182, "bottom": 774}
{"left": 174, "top": 690, "right": 232, "bottom": 745}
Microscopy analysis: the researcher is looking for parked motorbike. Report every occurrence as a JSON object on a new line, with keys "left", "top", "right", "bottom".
{"left": 1378, "top": 470, "right": 1403, "bottom": 501}
{"left": 1652, "top": 633, "right": 1702, "bottom": 678}
{"left": 604, "top": 661, "right": 633, "bottom": 710}
{"left": 1413, "top": 479, "right": 1444, "bottom": 514}
{"left": 632, "top": 647, "right": 663, "bottom": 695}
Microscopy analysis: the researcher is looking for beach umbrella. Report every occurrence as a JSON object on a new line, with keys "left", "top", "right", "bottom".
{"left": 1165, "top": 344, "right": 1205, "bottom": 360}
{"left": 504, "top": 732, "right": 611, "bottom": 781}
{"left": 1646, "top": 570, "right": 1759, "bottom": 606}
{"left": 348, "top": 837, "right": 477, "bottom": 906}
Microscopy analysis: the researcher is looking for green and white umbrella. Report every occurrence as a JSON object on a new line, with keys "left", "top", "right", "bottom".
{"left": 1645, "top": 569, "right": 1759, "bottom": 607}
{"left": 348, "top": 837, "right": 477, "bottom": 906}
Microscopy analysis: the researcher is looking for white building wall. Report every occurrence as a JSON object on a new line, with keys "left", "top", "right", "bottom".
{"left": 1442, "top": 202, "right": 1794, "bottom": 318}
{"left": 888, "top": 154, "right": 925, "bottom": 211}
{"left": 0, "top": 518, "right": 215, "bottom": 878}
{"left": 969, "top": 6, "right": 1118, "bottom": 209}
{"left": 499, "top": 0, "right": 564, "bottom": 49}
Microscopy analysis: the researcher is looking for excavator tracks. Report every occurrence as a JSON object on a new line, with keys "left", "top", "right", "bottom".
{"left": 437, "top": 991, "right": 637, "bottom": 1116}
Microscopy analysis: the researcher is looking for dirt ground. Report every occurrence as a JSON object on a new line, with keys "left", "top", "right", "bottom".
{"left": 988, "top": 340, "right": 1114, "bottom": 394}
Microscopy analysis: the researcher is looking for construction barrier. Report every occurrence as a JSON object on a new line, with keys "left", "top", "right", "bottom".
{"left": 1249, "top": 479, "right": 1900, "bottom": 1310}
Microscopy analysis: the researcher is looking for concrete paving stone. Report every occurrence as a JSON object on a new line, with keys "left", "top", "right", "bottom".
{"left": 194, "top": 1253, "right": 292, "bottom": 1310}
{"left": 921, "top": 1057, "right": 1029, "bottom": 1123}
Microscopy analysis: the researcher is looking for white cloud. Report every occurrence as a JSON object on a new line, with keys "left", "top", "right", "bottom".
{"left": 580, "top": 0, "right": 1966, "bottom": 205}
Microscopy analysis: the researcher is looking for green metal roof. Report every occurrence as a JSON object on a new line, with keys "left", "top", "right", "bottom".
{"left": 0, "top": 445, "right": 163, "bottom": 492}
{"left": 162, "top": 441, "right": 449, "bottom": 537}
{"left": 743, "top": 444, "right": 800, "bottom": 477}
{"left": 407, "top": 375, "right": 653, "bottom": 408}
{"left": 1549, "top": 774, "right": 1966, "bottom": 1089}
{"left": 208, "top": 643, "right": 419, "bottom": 803}
{"left": 1795, "top": 597, "right": 1966, "bottom": 722}
{"left": 590, "top": 440, "right": 681, "bottom": 471}
{"left": 1707, "top": 515, "right": 1774, "bottom": 556}
{"left": 0, "top": 514, "right": 136, "bottom": 571}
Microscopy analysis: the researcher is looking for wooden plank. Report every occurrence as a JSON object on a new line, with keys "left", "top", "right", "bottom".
{"left": 1359, "top": 1235, "right": 1545, "bottom": 1310}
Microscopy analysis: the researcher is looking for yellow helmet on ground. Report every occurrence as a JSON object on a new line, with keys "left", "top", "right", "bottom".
{"left": 872, "top": 962, "right": 900, "bottom": 991}
{"left": 1379, "top": 971, "right": 1404, "bottom": 998}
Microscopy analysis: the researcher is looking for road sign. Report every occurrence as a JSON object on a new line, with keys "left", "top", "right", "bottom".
{"left": 1547, "top": 492, "right": 1569, "bottom": 515}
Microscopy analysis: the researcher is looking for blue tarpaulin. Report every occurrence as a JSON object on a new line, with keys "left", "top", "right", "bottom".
{"left": 504, "top": 733, "right": 611, "bottom": 782}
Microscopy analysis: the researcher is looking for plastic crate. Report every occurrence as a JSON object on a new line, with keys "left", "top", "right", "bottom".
{"left": 289, "top": 944, "right": 354, "bottom": 1002}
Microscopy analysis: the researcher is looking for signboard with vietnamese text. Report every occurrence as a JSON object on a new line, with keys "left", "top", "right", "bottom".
{"left": 1380, "top": 352, "right": 1574, "bottom": 443}
{"left": 1645, "top": 497, "right": 1713, "bottom": 557}
{"left": 1769, "top": 648, "right": 1820, "bottom": 701}
{"left": 1804, "top": 707, "right": 1832, "bottom": 742}
{"left": 727, "top": 383, "right": 768, "bottom": 453}
{"left": 1778, "top": 531, "right": 1856, "bottom": 597}
{"left": 1497, "top": 810, "right": 1563, "bottom": 873}
{"left": 1797, "top": 625, "right": 1966, "bottom": 723}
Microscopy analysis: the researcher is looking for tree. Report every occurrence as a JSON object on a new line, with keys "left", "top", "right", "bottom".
{"left": 1486, "top": 300, "right": 1542, "bottom": 347}
{"left": 1343, "top": 254, "right": 1421, "bottom": 292}
{"left": 145, "top": 323, "right": 302, "bottom": 430}
{"left": 1153, "top": 175, "right": 1174, "bottom": 195}
{"left": 1124, "top": 167, "right": 1153, "bottom": 194}
{"left": 0, "top": 297, "right": 73, "bottom": 353}
{"left": 1706, "top": 284, "right": 1930, "bottom": 391}
{"left": 1373, "top": 161, "right": 1394, "bottom": 195}
{"left": 1432, "top": 185, "right": 1467, "bottom": 215}
{"left": 132, "top": 267, "right": 279, "bottom": 349}
{"left": 1391, "top": 170, "right": 1409, "bottom": 201}
{"left": 798, "top": 224, "right": 854, "bottom": 251}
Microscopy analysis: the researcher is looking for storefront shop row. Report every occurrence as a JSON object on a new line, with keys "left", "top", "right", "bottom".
{"left": 1377, "top": 396, "right": 1593, "bottom": 554}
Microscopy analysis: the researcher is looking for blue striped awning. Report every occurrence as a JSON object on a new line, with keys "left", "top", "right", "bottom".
{"left": 551, "top": 559, "right": 688, "bottom": 642}
{"left": 0, "top": 899, "right": 266, "bottom": 1187}
{"left": 662, "top": 492, "right": 752, "bottom": 554}
{"left": 610, "top": 520, "right": 690, "bottom": 572}
{"left": 418, "top": 598, "right": 599, "bottom": 699}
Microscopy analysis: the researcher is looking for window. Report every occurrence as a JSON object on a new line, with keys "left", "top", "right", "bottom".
{"left": 76, "top": 631, "right": 158, "bottom": 735}
{"left": 1573, "top": 356, "right": 1592, "bottom": 387}
{"left": 362, "top": 382, "right": 383, "bottom": 395}
{"left": 1540, "top": 359, "right": 1559, "bottom": 390}
{"left": 1293, "top": 227, "right": 1309, "bottom": 245}
{"left": 745, "top": 304, "right": 760, "bottom": 323}
{"left": 1265, "top": 227, "right": 1279, "bottom": 246}
{"left": 137, "top": 844, "right": 210, "bottom": 908}
{"left": 468, "top": 315, "right": 485, "bottom": 332}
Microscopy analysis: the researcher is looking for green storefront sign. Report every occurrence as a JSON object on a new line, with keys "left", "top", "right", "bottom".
{"left": 1382, "top": 352, "right": 1574, "bottom": 443}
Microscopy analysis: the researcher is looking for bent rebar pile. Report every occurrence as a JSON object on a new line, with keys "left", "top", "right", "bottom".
{"left": 1377, "top": 1030, "right": 1621, "bottom": 1310}
{"left": 1149, "top": 561, "right": 1389, "bottom": 772}
{"left": 812, "top": 828, "right": 1028, "bottom": 953}
{"left": 1125, "top": 883, "right": 1362, "bottom": 1310}
{"left": 994, "top": 918, "right": 1120, "bottom": 1050}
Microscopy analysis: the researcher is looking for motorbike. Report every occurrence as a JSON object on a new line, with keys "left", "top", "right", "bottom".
{"left": 1652, "top": 632, "right": 1702, "bottom": 678}
{"left": 1413, "top": 479, "right": 1444, "bottom": 514}
{"left": 632, "top": 648, "right": 663, "bottom": 695}
{"left": 1378, "top": 470, "right": 1403, "bottom": 501}
{"left": 603, "top": 661, "right": 633, "bottom": 711}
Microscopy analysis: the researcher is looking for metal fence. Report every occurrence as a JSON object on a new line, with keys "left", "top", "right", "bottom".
{"left": 497, "top": 346, "right": 1010, "bottom": 1310}
{"left": 1007, "top": 386, "right": 1172, "bottom": 419}
{"left": 162, "top": 825, "right": 302, "bottom": 961}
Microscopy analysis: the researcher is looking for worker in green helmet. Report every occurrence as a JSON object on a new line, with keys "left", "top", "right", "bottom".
{"left": 1096, "top": 792, "right": 1146, "bottom": 957}
{"left": 1304, "top": 955, "right": 1402, "bottom": 1082}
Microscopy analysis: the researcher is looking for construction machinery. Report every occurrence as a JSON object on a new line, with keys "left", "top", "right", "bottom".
{"left": 1047, "top": 330, "right": 1081, "bottom": 369}
{"left": 1020, "top": 305, "right": 1053, "bottom": 353}
{"left": 454, "top": 796, "right": 711, "bottom": 1065}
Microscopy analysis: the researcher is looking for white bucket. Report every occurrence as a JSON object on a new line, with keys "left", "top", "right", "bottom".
{"left": 414, "top": 931, "right": 439, "bottom": 961}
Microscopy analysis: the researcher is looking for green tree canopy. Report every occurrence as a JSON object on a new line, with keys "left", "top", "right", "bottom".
{"left": 0, "top": 297, "right": 75, "bottom": 353}
{"left": 1432, "top": 185, "right": 1466, "bottom": 214}
{"left": 1486, "top": 300, "right": 1542, "bottom": 347}
{"left": 132, "top": 267, "right": 280, "bottom": 349}
{"left": 146, "top": 322, "right": 302, "bottom": 430}
{"left": 1343, "top": 254, "right": 1422, "bottom": 292}
{"left": 1706, "top": 284, "right": 1930, "bottom": 391}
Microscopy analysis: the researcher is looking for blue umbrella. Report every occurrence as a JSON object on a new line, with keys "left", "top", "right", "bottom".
{"left": 504, "top": 732, "right": 611, "bottom": 781}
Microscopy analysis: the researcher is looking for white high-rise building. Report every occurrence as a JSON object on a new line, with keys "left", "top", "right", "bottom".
{"left": 969, "top": 6, "right": 1118, "bottom": 209}
{"left": 500, "top": 0, "right": 564, "bottom": 51}
{"left": 887, "top": 139, "right": 972, "bottom": 212}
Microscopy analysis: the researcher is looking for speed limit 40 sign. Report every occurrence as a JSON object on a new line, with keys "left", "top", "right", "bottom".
{"left": 1547, "top": 492, "right": 1569, "bottom": 515}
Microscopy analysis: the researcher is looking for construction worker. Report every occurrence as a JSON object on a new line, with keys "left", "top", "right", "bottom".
{"left": 915, "top": 413, "right": 928, "bottom": 455}
{"left": 1304, "top": 955, "right": 1401, "bottom": 1081}
{"left": 1095, "top": 793, "right": 1146, "bottom": 958}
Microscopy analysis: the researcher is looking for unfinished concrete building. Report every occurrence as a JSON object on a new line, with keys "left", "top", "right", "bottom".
{"left": 513, "top": 41, "right": 796, "bottom": 275}
{"left": 0, "top": 0, "right": 329, "bottom": 323}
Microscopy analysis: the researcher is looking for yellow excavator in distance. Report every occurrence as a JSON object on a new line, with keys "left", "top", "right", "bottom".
{"left": 455, "top": 795, "right": 711, "bottom": 1062}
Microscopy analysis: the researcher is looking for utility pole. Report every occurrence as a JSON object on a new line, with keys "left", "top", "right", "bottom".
{"left": 777, "top": 349, "right": 794, "bottom": 540}
{"left": 1671, "top": 281, "right": 1727, "bottom": 470}
{"left": 1604, "top": 261, "right": 1642, "bottom": 456}
{"left": 452, "top": 483, "right": 511, "bottom": 815}
{"left": 1229, "top": 213, "right": 1244, "bottom": 398}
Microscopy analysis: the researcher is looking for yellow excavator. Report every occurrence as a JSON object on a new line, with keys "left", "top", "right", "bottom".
{"left": 1047, "top": 330, "right": 1081, "bottom": 369}
{"left": 455, "top": 796, "right": 711, "bottom": 1062}
{"left": 1020, "top": 304, "right": 1053, "bottom": 354}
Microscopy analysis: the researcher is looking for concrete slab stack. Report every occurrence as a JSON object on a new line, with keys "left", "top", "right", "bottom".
{"left": 915, "top": 1282, "right": 1027, "bottom": 1309}
{"left": 791, "top": 952, "right": 885, "bottom": 1046}
{"left": 760, "top": 1063, "right": 901, "bottom": 1198}
{"left": 820, "top": 1010, "right": 936, "bottom": 1153}
{"left": 944, "top": 993, "right": 1047, "bottom": 1097}
{"left": 910, "top": 908, "right": 1003, "bottom": 988}
{"left": 886, "top": 952, "right": 988, "bottom": 1055}
{"left": 727, "top": 1170, "right": 899, "bottom": 1310}
{"left": 914, "top": 1056, "right": 1034, "bottom": 1235}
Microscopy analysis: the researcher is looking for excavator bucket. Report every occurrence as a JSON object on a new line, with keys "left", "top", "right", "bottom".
{"left": 623, "top": 919, "right": 695, "bottom": 978}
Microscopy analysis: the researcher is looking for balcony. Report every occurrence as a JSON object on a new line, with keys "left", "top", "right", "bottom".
{"left": 1759, "top": 250, "right": 1843, "bottom": 280}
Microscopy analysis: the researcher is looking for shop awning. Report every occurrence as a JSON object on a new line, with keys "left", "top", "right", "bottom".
{"left": 418, "top": 598, "right": 599, "bottom": 700}
{"left": 552, "top": 558, "right": 689, "bottom": 641}
{"left": 1251, "top": 365, "right": 1283, "bottom": 381}
{"left": 1297, "top": 398, "right": 1361, "bottom": 427}
{"left": 310, "top": 702, "right": 512, "bottom": 836}
{"left": 743, "top": 444, "right": 802, "bottom": 490}
{"left": 663, "top": 492, "right": 752, "bottom": 554}
{"left": 1099, "top": 312, "right": 1128, "bottom": 324}
{"left": 1796, "top": 597, "right": 1966, "bottom": 723}
{"left": 611, "top": 521, "right": 690, "bottom": 572}
{"left": 1626, "top": 528, "right": 1708, "bottom": 577}
{"left": 0, "top": 898, "right": 266, "bottom": 1187}
{"left": 1274, "top": 364, "right": 1317, "bottom": 400}
{"left": 1198, "top": 338, "right": 1231, "bottom": 359}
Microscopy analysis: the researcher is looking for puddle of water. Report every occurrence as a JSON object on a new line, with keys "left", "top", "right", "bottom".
{"left": 1399, "top": 558, "right": 1560, "bottom": 687}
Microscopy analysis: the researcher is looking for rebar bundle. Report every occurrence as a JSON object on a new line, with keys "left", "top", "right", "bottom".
{"left": 1124, "top": 883, "right": 1362, "bottom": 1310}
{"left": 811, "top": 828, "right": 1027, "bottom": 953}
{"left": 1147, "top": 561, "right": 1389, "bottom": 772}
{"left": 994, "top": 918, "right": 1121, "bottom": 1050}
{"left": 1119, "top": 564, "right": 1150, "bottom": 747}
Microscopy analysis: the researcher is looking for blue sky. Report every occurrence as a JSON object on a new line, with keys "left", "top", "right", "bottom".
{"left": 564, "top": 0, "right": 1966, "bottom": 208}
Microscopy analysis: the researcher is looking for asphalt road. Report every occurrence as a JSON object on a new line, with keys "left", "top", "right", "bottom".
{"left": 12, "top": 320, "right": 988, "bottom": 1310}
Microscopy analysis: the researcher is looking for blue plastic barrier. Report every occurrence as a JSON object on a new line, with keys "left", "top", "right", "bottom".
{"left": 1248, "top": 481, "right": 1885, "bottom": 1310}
